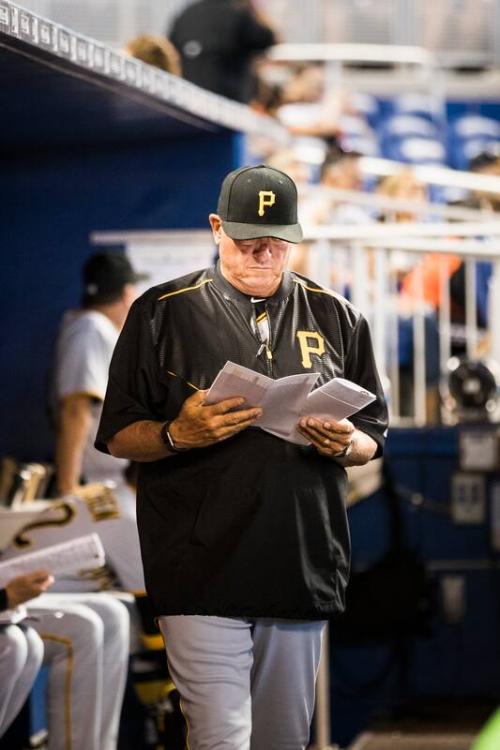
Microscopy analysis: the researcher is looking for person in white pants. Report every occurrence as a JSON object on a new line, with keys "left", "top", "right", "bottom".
{"left": 0, "top": 571, "right": 52, "bottom": 738}
{"left": 27, "top": 592, "right": 129, "bottom": 750}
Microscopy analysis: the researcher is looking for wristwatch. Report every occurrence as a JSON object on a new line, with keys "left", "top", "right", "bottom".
{"left": 334, "top": 441, "right": 352, "bottom": 458}
{"left": 160, "top": 421, "right": 186, "bottom": 453}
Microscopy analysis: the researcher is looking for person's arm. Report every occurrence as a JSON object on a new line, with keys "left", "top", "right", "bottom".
{"left": 108, "top": 389, "right": 262, "bottom": 461}
{"left": 55, "top": 394, "right": 93, "bottom": 494}
{"left": 298, "top": 416, "right": 377, "bottom": 467}
{"left": 3, "top": 571, "right": 54, "bottom": 609}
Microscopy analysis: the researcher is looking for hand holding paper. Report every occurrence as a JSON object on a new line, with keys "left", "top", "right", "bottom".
{"left": 205, "top": 361, "right": 376, "bottom": 445}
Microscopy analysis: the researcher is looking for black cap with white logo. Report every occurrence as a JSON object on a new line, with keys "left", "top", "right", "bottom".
{"left": 217, "top": 165, "right": 303, "bottom": 243}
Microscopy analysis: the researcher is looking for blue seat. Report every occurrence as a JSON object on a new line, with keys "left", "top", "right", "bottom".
{"left": 380, "top": 114, "right": 440, "bottom": 140}
{"left": 383, "top": 136, "right": 445, "bottom": 164}
{"left": 451, "top": 115, "right": 500, "bottom": 141}
{"left": 393, "top": 93, "right": 443, "bottom": 124}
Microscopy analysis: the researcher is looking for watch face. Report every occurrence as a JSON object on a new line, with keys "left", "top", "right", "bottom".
{"left": 161, "top": 421, "right": 185, "bottom": 453}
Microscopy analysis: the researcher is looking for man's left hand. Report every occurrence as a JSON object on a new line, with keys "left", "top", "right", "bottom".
{"left": 298, "top": 416, "right": 354, "bottom": 458}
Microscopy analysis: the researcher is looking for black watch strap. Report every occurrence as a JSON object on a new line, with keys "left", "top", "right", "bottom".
{"left": 160, "top": 421, "right": 186, "bottom": 453}
{"left": 334, "top": 441, "right": 352, "bottom": 458}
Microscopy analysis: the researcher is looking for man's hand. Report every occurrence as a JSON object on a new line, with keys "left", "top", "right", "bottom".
{"left": 6, "top": 570, "right": 54, "bottom": 608}
{"left": 169, "top": 390, "right": 263, "bottom": 450}
{"left": 298, "top": 416, "right": 354, "bottom": 459}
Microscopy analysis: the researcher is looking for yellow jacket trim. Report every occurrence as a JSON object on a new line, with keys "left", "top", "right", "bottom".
{"left": 157, "top": 278, "right": 212, "bottom": 301}
{"left": 293, "top": 278, "right": 337, "bottom": 297}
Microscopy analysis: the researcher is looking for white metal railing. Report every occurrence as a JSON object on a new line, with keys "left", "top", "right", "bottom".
{"left": 300, "top": 221, "right": 500, "bottom": 428}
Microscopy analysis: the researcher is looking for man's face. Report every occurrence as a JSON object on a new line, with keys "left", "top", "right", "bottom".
{"left": 209, "top": 215, "right": 291, "bottom": 297}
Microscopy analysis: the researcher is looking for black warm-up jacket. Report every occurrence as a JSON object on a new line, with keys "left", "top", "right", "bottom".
{"left": 96, "top": 264, "right": 388, "bottom": 619}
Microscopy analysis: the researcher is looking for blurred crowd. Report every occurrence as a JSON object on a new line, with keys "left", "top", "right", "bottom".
{"left": 120, "top": 0, "right": 500, "bottom": 424}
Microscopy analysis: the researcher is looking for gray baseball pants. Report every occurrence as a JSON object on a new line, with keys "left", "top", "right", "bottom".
{"left": 158, "top": 615, "right": 326, "bottom": 750}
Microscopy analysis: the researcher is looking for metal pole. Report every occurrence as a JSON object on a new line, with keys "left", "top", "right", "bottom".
{"left": 388, "top": 250, "right": 401, "bottom": 421}
{"left": 465, "top": 259, "right": 478, "bottom": 358}
{"left": 412, "top": 263, "right": 427, "bottom": 425}
{"left": 373, "top": 248, "right": 388, "bottom": 381}
{"left": 438, "top": 255, "right": 452, "bottom": 374}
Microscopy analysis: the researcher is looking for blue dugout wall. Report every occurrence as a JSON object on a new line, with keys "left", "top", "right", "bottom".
{"left": 0, "top": 3, "right": 257, "bottom": 461}
{"left": 330, "top": 427, "right": 500, "bottom": 746}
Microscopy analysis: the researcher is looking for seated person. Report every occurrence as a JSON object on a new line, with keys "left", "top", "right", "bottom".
{"left": 0, "top": 570, "right": 52, "bottom": 738}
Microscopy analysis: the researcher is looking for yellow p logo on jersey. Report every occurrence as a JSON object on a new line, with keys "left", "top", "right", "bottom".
{"left": 258, "top": 190, "right": 276, "bottom": 216}
{"left": 297, "top": 331, "right": 325, "bottom": 369}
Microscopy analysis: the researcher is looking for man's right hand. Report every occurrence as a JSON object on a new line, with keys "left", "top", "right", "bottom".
{"left": 169, "top": 390, "right": 262, "bottom": 450}
{"left": 6, "top": 570, "right": 54, "bottom": 608}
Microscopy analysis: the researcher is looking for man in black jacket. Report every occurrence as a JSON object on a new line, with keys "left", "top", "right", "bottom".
{"left": 168, "top": 0, "right": 275, "bottom": 102}
{"left": 96, "top": 165, "right": 388, "bottom": 750}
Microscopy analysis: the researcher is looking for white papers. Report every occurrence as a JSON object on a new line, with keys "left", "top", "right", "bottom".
{"left": 0, "top": 533, "right": 106, "bottom": 587}
{"left": 205, "top": 361, "right": 376, "bottom": 445}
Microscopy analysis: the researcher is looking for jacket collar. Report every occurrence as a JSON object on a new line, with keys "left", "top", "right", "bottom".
{"left": 211, "top": 262, "right": 294, "bottom": 308}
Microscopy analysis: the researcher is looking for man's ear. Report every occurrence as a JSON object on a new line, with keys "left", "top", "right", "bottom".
{"left": 208, "top": 214, "right": 222, "bottom": 244}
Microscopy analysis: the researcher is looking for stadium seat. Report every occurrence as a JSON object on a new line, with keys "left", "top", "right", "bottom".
{"left": 451, "top": 115, "right": 500, "bottom": 140}
{"left": 384, "top": 136, "right": 445, "bottom": 164}
{"left": 393, "top": 93, "right": 443, "bottom": 123}
{"left": 381, "top": 114, "right": 440, "bottom": 140}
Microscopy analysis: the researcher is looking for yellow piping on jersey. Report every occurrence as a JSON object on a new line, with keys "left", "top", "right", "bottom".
{"left": 292, "top": 278, "right": 337, "bottom": 297}
{"left": 40, "top": 634, "right": 73, "bottom": 750}
{"left": 157, "top": 278, "right": 212, "bottom": 301}
{"left": 256, "top": 312, "right": 267, "bottom": 323}
{"left": 166, "top": 371, "right": 200, "bottom": 391}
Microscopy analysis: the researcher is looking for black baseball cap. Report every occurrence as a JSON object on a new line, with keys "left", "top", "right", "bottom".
{"left": 217, "top": 165, "right": 303, "bottom": 243}
{"left": 83, "top": 252, "right": 149, "bottom": 302}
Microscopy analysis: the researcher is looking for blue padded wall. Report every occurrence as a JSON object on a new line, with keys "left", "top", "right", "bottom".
{"left": 0, "top": 132, "right": 237, "bottom": 461}
{"left": 329, "top": 427, "right": 500, "bottom": 747}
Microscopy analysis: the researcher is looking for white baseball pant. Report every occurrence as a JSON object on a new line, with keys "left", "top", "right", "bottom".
{"left": 28, "top": 592, "right": 129, "bottom": 750}
{"left": 0, "top": 624, "right": 44, "bottom": 737}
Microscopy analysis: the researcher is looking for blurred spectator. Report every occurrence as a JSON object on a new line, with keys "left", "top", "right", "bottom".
{"left": 377, "top": 171, "right": 442, "bottom": 421}
{"left": 168, "top": 0, "right": 276, "bottom": 103}
{"left": 301, "top": 148, "right": 370, "bottom": 227}
{"left": 376, "top": 169, "right": 427, "bottom": 222}
{"left": 249, "top": 74, "right": 283, "bottom": 117}
{"left": 124, "top": 34, "right": 181, "bottom": 75}
{"left": 468, "top": 149, "right": 500, "bottom": 210}
{"left": 376, "top": 169, "right": 431, "bottom": 284}
{"left": 275, "top": 64, "right": 342, "bottom": 142}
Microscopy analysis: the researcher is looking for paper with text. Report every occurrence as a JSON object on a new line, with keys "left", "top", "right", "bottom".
{"left": 205, "top": 361, "right": 376, "bottom": 445}
{"left": 0, "top": 533, "right": 106, "bottom": 588}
